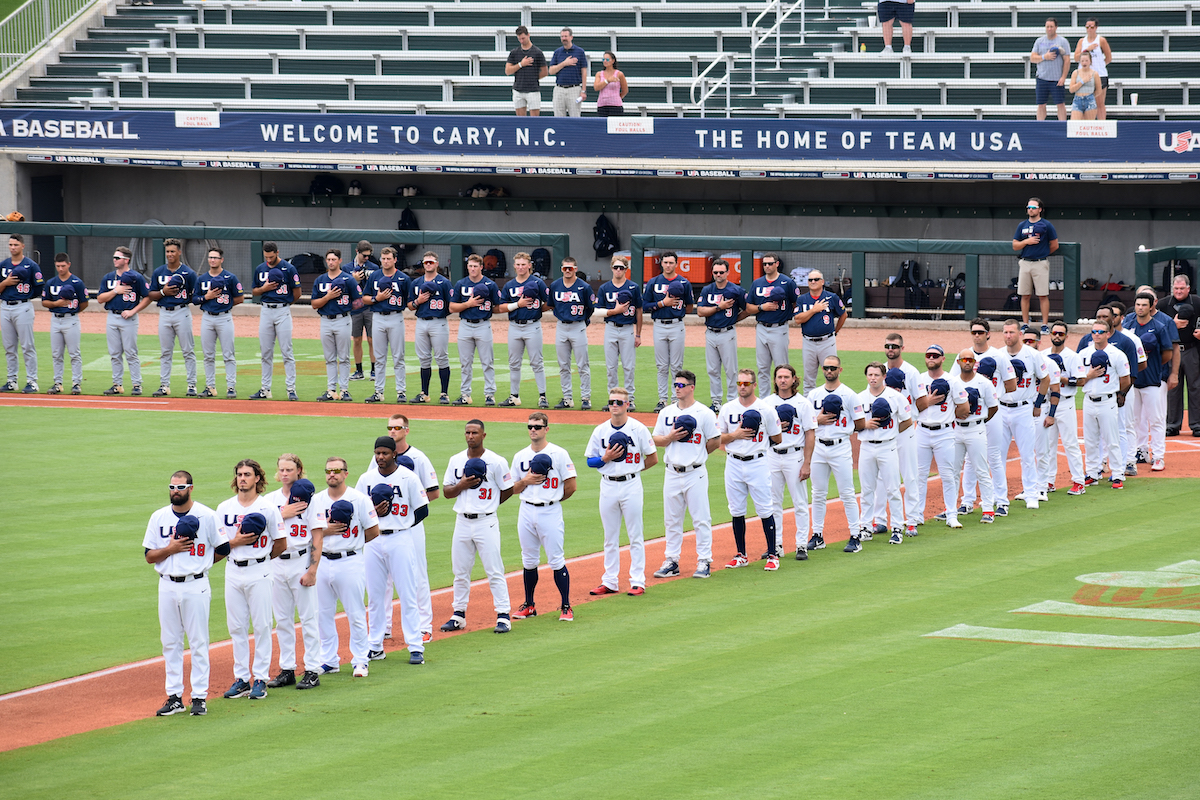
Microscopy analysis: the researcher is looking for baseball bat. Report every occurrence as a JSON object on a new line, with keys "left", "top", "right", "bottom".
{"left": 936, "top": 264, "right": 952, "bottom": 320}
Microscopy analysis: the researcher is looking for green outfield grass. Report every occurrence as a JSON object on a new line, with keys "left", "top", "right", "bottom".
{"left": 2, "top": 475, "right": 1198, "bottom": 799}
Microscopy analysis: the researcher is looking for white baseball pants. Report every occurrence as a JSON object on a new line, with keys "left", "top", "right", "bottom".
{"left": 915, "top": 426, "right": 960, "bottom": 523}
{"left": 769, "top": 449, "right": 810, "bottom": 551}
{"left": 225, "top": 561, "right": 274, "bottom": 682}
{"left": 810, "top": 439, "right": 860, "bottom": 534}
{"left": 1085, "top": 395, "right": 1122, "bottom": 479}
{"left": 271, "top": 554, "right": 320, "bottom": 675}
{"left": 451, "top": 515, "right": 510, "bottom": 615}
{"left": 859, "top": 439, "right": 902, "bottom": 529}
{"left": 367, "top": 530, "right": 424, "bottom": 654}
{"left": 662, "top": 466, "right": 713, "bottom": 564}
{"left": 999, "top": 405, "right": 1039, "bottom": 500}
{"left": 599, "top": 476, "right": 646, "bottom": 590}
{"left": 158, "top": 575, "right": 211, "bottom": 699}
{"left": 317, "top": 553, "right": 369, "bottom": 670}
{"left": 954, "top": 423, "right": 993, "bottom": 512}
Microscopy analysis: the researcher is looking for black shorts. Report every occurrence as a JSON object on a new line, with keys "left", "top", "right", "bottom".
{"left": 352, "top": 308, "right": 373, "bottom": 337}
{"left": 877, "top": 1, "right": 915, "bottom": 24}
{"left": 1099, "top": 75, "right": 1109, "bottom": 89}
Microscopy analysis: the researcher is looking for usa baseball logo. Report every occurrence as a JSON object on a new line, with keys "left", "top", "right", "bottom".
{"left": 1158, "top": 131, "right": 1198, "bottom": 153}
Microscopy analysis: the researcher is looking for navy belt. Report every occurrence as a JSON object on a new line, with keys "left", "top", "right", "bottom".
{"left": 375, "top": 310, "right": 400, "bottom": 315}
{"left": 462, "top": 318, "right": 490, "bottom": 323}
{"left": 512, "top": 319, "right": 538, "bottom": 325}
{"left": 1000, "top": 400, "right": 1030, "bottom": 408}
{"left": 232, "top": 556, "right": 268, "bottom": 567}
{"left": 818, "top": 437, "right": 848, "bottom": 446}
{"left": 656, "top": 318, "right": 682, "bottom": 324}
{"left": 773, "top": 444, "right": 804, "bottom": 454}
{"left": 958, "top": 419, "right": 986, "bottom": 427}
{"left": 109, "top": 309, "right": 128, "bottom": 315}
{"left": 3, "top": 300, "right": 27, "bottom": 305}
{"left": 708, "top": 326, "right": 736, "bottom": 333}
{"left": 606, "top": 320, "right": 634, "bottom": 325}
{"left": 1087, "top": 393, "right": 1115, "bottom": 402}
{"left": 53, "top": 313, "right": 75, "bottom": 319}
{"left": 278, "top": 548, "right": 308, "bottom": 560}
{"left": 321, "top": 550, "right": 358, "bottom": 560}
{"left": 920, "top": 422, "right": 954, "bottom": 430}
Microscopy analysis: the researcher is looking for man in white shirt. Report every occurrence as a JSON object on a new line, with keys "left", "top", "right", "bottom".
{"left": 1043, "top": 321, "right": 1088, "bottom": 495}
{"left": 765, "top": 364, "right": 816, "bottom": 559}
{"left": 953, "top": 320, "right": 1017, "bottom": 515}
{"left": 806, "top": 357, "right": 866, "bottom": 552}
{"left": 1080, "top": 319, "right": 1132, "bottom": 489}
{"left": 913, "top": 345, "right": 970, "bottom": 531}
{"left": 857, "top": 361, "right": 912, "bottom": 544}
{"left": 998, "top": 319, "right": 1055, "bottom": 510}
{"left": 719, "top": 368, "right": 784, "bottom": 568}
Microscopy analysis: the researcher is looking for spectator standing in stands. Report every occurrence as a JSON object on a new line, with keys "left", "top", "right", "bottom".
{"left": 878, "top": 0, "right": 915, "bottom": 56}
{"left": 549, "top": 27, "right": 588, "bottom": 117}
{"left": 1068, "top": 51, "right": 1098, "bottom": 121}
{"left": 1031, "top": 18, "right": 1071, "bottom": 121}
{"left": 1159, "top": 275, "right": 1200, "bottom": 436}
{"left": 506, "top": 26, "right": 547, "bottom": 117}
{"left": 593, "top": 51, "right": 628, "bottom": 117}
{"left": 1074, "top": 18, "right": 1112, "bottom": 120}
{"left": 1012, "top": 197, "right": 1057, "bottom": 335}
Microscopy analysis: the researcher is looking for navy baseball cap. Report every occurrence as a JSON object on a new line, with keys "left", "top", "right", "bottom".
{"left": 965, "top": 386, "right": 981, "bottom": 414}
{"left": 1010, "top": 358, "right": 1027, "bottom": 380}
{"left": 12, "top": 264, "right": 33, "bottom": 282}
{"left": 1047, "top": 352, "right": 1065, "bottom": 371}
{"left": 820, "top": 394, "right": 843, "bottom": 417}
{"left": 529, "top": 453, "right": 554, "bottom": 475}
{"left": 328, "top": 499, "right": 355, "bottom": 526}
{"left": 673, "top": 414, "right": 697, "bottom": 437}
{"left": 668, "top": 280, "right": 689, "bottom": 299}
{"left": 884, "top": 368, "right": 906, "bottom": 390}
{"left": 740, "top": 408, "right": 763, "bottom": 432}
{"left": 119, "top": 271, "right": 140, "bottom": 286}
{"left": 768, "top": 285, "right": 787, "bottom": 304}
{"left": 776, "top": 403, "right": 797, "bottom": 428}
{"left": 608, "top": 430, "right": 633, "bottom": 456}
{"left": 976, "top": 357, "right": 998, "bottom": 378}
{"left": 522, "top": 283, "right": 541, "bottom": 300}
{"left": 1177, "top": 303, "right": 1196, "bottom": 321}
{"left": 396, "top": 455, "right": 415, "bottom": 472}
{"left": 870, "top": 397, "right": 892, "bottom": 422}
{"left": 374, "top": 435, "right": 396, "bottom": 451}
{"left": 722, "top": 285, "right": 741, "bottom": 300}
{"left": 289, "top": 478, "right": 315, "bottom": 505}
{"left": 369, "top": 483, "right": 394, "bottom": 513}
{"left": 616, "top": 289, "right": 634, "bottom": 306}
{"left": 1090, "top": 349, "right": 1111, "bottom": 371}
{"left": 929, "top": 377, "right": 951, "bottom": 397}
{"left": 57, "top": 284, "right": 76, "bottom": 302}
{"left": 173, "top": 515, "right": 200, "bottom": 540}
{"left": 239, "top": 512, "right": 268, "bottom": 537}
{"left": 464, "top": 457, "right": 489, "bottom": 481}
{"left": 268, "top": 267, "right": 286, "bottom": 286}
{"left": 166, "top": 273, "right": 185, "bottom": 289}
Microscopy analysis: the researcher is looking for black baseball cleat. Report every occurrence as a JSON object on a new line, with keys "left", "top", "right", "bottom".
{"left": 223, "top": 678, "right": 251, "bottom": 699}
{"left": 581, "top": 399, "right": 592, "bottom": 410}
{"left": 368, "top": 649, "right": 387, "bottom": 661}
{"left": 440, "top": 612, "right": 466, "bottom": 632}
{"left": 409, "top": 651, "right": 425, "bottom": 666}
{"left": 296, "top": 671, "right": 321, "bottom": 690}
{"left": 155, "top": 695, "right": 185, "bottom": 716}
{"left": 554, "top": 398, "right": 573, "bottom": 409}
{"left": 190, "top": 698, "right": 207, "bottom": 716}
{"left": 267, "top": 669, "right": 295, "bottom": 688}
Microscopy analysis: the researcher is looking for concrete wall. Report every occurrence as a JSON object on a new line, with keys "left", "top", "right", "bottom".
{"left": 7, "top": 157, "right": 1199, "bottom": 287}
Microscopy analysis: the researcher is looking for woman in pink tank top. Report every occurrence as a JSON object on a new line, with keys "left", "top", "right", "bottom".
{"left": 593, "top": 51, "right": 628, "bottom": 116}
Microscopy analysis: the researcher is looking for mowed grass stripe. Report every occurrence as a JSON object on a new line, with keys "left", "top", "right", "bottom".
{"left": 1, "top": 480, "right": 1197, "bottom": 799}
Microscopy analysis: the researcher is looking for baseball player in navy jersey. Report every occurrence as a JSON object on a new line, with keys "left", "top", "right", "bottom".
{"left": 216, "top": 460, "right": 286, "bottom": 701}
{"left": 550, "top": 256, "right": 595, "bottom": 410}
{"left": 498, "top": 252, "right": 551, "bottom": 409}
{"left": 652, "top": 370, "right": 721, "bottom": 579}
{"left": 998, "top": 319, "right": 1054, "bottom": 510}
{"left": 97, "top": 247, "right": 150, "bottom": 396}
{"left": 348, "top": 241, "right": 377, "bottom": 382}
{"left": 358, "top": 436, "right": 430, "bottom": 664}
{"left": 362, "top": 247, "right": 411, "bottom": 404}
{"left": 952, "top": 350, "right": 999, "bottom": 524}
{"left": 193, "top": 248, "right": 244, "bottom": 399}
{"left": 148, "top": 238, "right": 198, "bottom": 397}
{"left": 805, "top": 357, "right": 867, "bottom": 552}
{"left": 596, "top": 256, "right": 642, "bottom": 409}
{"left": 751, "top": 253, "right": 799, "bottom": 397}
{"left": 585, "top": 387, "right": 658, "bottom": 593}
{"left": 765, "top": 364, "right": 816, "bottom": 558}
{"left": 698, "top": 259, "right": 749, "bottom": 411}
{"left": 442, "top": 420, "right": 516, "bottom": 633}
{"left": 41, "top": 253, "right": 88, "bottom": 395}
{"left": 1080, "top": 319, "right": 1132, "bottom": 489}
{"left": 857, "top": 362, "right": 912, "bottom": 542}
{"left": 408, "top": 251, "right": 453, "bottom": 404}
{"left": 913, "top": 345, "right": 970, "bottom": 530}
{"left": 718, "top": 369, "right": 783, "bottom": 567}
{"left": 644, "top": 252, "right": 694, "bottom": 412}
{"left": 883, "top": 333, "right": 927, "bottom": 531}
{"left": 450, "top": 253, "right": 502, "bottom": 407}
{"left": 263, "top": 454, "right": 322, "bottom": 691}
{"left": 952, "top": 320, "right": 1017, "bottom": 516}
{"left": 310, "top": 456, "right": 380, "bottom": 677}
{"left": 311, "top": 249, "right": 362, "bottom": 402}
{"left": 250, "top": 242, "right": 302, "bottom": 401}
{"left": 1043, "top": 322, "right": 1088, "bottom": 495}
{"left": 0, "top": 234, "right": 43, "bottom": 394}
{"left": 144, "top": 471, "right": 229, "bottom": 717}
{"left": 511, "top": 412, "right": 578, "bottom": 620}
{"left": 795, "top": 271, "right": 847, "bottom": 394}
{"left": 1126, "top": 292, "right": 1174, "bottom": 471}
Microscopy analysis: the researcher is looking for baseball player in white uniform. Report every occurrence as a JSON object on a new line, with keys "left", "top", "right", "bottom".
{"left": 144, "top": 471, "right": 228, "bottom": 717}
{"left": 953, "top": 320, "right": 1018, "bottom": 515}
{"left": 806, "top": 357, "right": 866, "bottom": 552}
{"left": 511, "top": 412, "right": 578, "bottom": 621}
{"left": 585, "top": 387, "right": 659, "bottom": 593}
{"left": 249, "top": 242, "right": 302, "bottom": 401}
{"left": 1080, "top": 319, "right": 1132, "bottom": 489}
{"left": 913, "top": 345, "right": 970, "bottom": 530}
{"left": 1023, "top": 328, "right": 1065, "bottom": 492}
{"left": 358, "top": 436, "right": 430, "bottom": 664}
{"left": 216, "top": 460, "right": 286, "bottom": 700}
{"left": 765, "top": 364, "right": 816, "bottom": 559}
{"left": 309, "top": 457, "right": 380, "bottom": 677}
{"left": 952, "top": 350, "right": 999, "bottom": 524}
{"left": 719, "top": 368, "right": 783, "bottom": 568}
{"left": 264, "top": 455, "right": 323, "bottom": 691}
{"left": 883, "top": 333, "right": 927, "bottom": 535}
{"left": 1105, "top": 303, "right": 1149, "bottom": 473}
{"left": 1043, "top": 322, "right": 1088, "bottom": 495}
{"left": 652, "top": 369, "right": 721, "bottom": 579}
{"left": 998, "top": 320, "right": 1055, "bottom": 509}
{"left": 441, "top": 420, "right": 516, "bottom": 633}
{"left": 857, "top": 362, "right": 912, "bottom": 543}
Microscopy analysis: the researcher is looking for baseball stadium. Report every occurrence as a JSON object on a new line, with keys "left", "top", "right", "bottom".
{"left": 1, "top": 0, "right": 1198, "bottom": 797}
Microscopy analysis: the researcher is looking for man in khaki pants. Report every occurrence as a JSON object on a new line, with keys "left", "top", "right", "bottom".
{"left": 1012, "top": 197, "right": 1058, "bottom": 335}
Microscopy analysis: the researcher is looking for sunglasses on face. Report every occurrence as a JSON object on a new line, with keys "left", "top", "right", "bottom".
{"left": 423, "top": 260, "right": 437, "bottom": 265}
{"left": 808, "top": 278, "right": 822, "bottom": 283}
{"left": 926, "top": 353, "right": 943, "bottom": 359}
{"left": 762, "top": 261, "right": 777, "bottom": 267}
{"left": 1092, "top": 329, "right": 1107, "bottom": 335}
{"left": 608, "top": 399, "right": 626, "bottom": 406}
{"left": 736, "top": 380, "right": 754, "bottom": 387}
{"left": 673, "top": 381, "right": 693, "bottom": 389}
{"left": 168, "top": 484, "right": 191, "bottom": 491}
{"left": 971, "top": 329, "right": 988, "bottom": 335}
{"left": 387, "top": 425, "right": 406, "bottom": 431}
{"left": 1027, "top": 205, "right": 1040, "bottom": 210}
{"left": 883, "top": 344, "right": 901, "bottom": 350}
{"left": 822, "top": 366, "right": 839, "bottom": 371}
{"left": 527, "top": 424, "right": 546, "bottom": 430}
{"left": 612, "top": 265, "right": 627, "bottom": 270}
{"left": 958, "top": 358, "right": 976, "bottom": 364}
{"left": 325, "top": 468, "right": 346, "bottom": 475}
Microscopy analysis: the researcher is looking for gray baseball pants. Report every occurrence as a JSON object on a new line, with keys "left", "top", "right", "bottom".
{"left": 2, "top": 301, "right": 36, "bottom": 384}
{"left": 373, "top": 312, "right": 407, "bottom": 397}
{"left": 508, "top": 321, "right": 546, "bottom": 396}
{"left": 201, "top": 312, "right": 237, "bottom": 391}
{"left": 653, "top": 319, "right": 685, "bottom": 403}
{"left": 321, "top": 314, "right": 352, "bottom": 392}
{"left": 259, "top": 304, "right": 295, "bottom": 393}
{"left": 706, "top": 327, "right": 738, "bottom": 405}
{"left": 106, "top": 312, "right": 142, "bottom": 387}
{"left": 414, "top": 318, "right": 450, "bottom": 369}
{"left": 457, "top": 319, "right": 494, "bottom": 397}
{"left": 802, "top": 335, "right": 838, "bottom": 394}
{"left": 604, "top": 323, "right": 636, "bottom": 404}
{"left": 158, "top": 306, "right": 196, "bottom": 387}
{"left": 556, "top": 320, "right": 590, "bottom": 403}
{"left": 756, "top": 324, "right": 790, "bottom": 397}
{"left": 50, "top": 314, "right": 82, "bottom": 386}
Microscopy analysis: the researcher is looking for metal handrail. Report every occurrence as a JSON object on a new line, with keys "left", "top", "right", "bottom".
{"left": 689, "top": 53, "right": 734, "bottom": 118}
{"left": 0, "top": 0, "right": 100, "bottom": 81}
{"left": 749, "top": 0, "right": 805, "bottom": 93}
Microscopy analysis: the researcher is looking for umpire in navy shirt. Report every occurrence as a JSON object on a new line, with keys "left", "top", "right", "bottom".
{"left": 1012, "top": 197, "right": 1058, "bottom": 335}
{"left": 548, "top": 27, "right": 588, "bottom": 117}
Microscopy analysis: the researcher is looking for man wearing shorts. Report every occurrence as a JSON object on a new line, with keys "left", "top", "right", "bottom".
{"left": 877, "top": 0, "right": 915, "bottom": 55}
{"left": 506, "top": 26, "right": 546, "bottom": 116}
{"left": 1012, "top": 197, "right": 1058, "bottom": 335}
{"left": 1031, "top": 17, "right": 1071, "bottom": 121}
